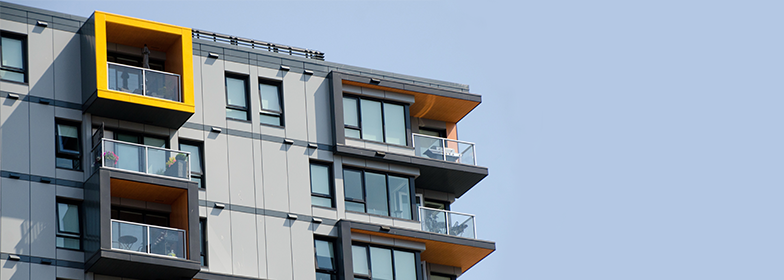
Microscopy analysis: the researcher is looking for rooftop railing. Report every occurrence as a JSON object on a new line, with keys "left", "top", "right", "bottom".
{"left": 419, "top": 207, "right": 477, "bottom": 239}
{"left": 92, "top": 138, "right": 191, "bottom": 180}
{"left": 412, "top": 134, "right": 477, "bottom": 165}
{"left": 107, "top": 62, "right": 182, "bottom": 102}
{"left": 192, "top": 29, "right": 325, "bottom": 61}
{"left": 111, "top": 220, "right": 186, "bottom": 259}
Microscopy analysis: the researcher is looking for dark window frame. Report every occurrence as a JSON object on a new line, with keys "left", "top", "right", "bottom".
{"left": 56, "top": 199, "right": 82, "bottom": 251}
{"left": 343, "top": 95, "right": 409, "bottom": 146}
{"left": 351, "top": 242, "right": 419, "bottom": 280}
{"left": 314, "top": 237, "right": 338, "bottom": 280}
{"left": 56, "top": 120, "right": 82, "bottom": 171}
{"left": 179, "top": 140, "right": 205, "bottom": 189}
{"left": 310, "top": 161, "right": 334, "bottom": 208}
{"left": 0, "top": 31, "right": 27, "bottom": 83}
{"left": 343, "top": 167, "right": 415, "bottom": 220}
{"left": 225, "top": 73, "right": 251, "bottom": 121}
{"left": 199, "top": 218, "right": 208, "bottom": 267}
{"left": 110, "top": 130, "right": 169, "bottom": 148}
{"left": 258, "top": 78, "right": 284, "bottom": 127}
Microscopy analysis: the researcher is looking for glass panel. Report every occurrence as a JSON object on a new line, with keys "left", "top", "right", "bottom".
{"left": 345, "top": 128, "right": 361, "bottom": 139}
{"left": 147, "top": 148, "right": 167, "bottom": 175}
{"left": 226, "top": 108, "right": 248, "bottom": 120}
{"left": 420, "top": 208, "right": 447, "bottom": 234}
{"left": 0, "top": 69, "right": 24, "bottom": 83}
{"left": 388, "top": 176, "right": 411, "bottom": 219}
{"left": 116, "top": 133, "right": 139, "bottom": 144}
{"left": 179, "top": 143, "right": 202, "bottom": 173}
{"left": 57, "top": 124, "right": 80, "bottom": 153}
{"left": 393, "top": 251, "right": 416, "bottom": 280}
{"left": 360, "top": 99, "right": 383, "bottom": 142}
{"left": 442, "top": 139, "right": 460, "bottom": 163}
{"left": 316, "top": 272, "right": 335, "bottom": 280}
{"left": 310, "top": 164, "right": 331, "bottom": 196}
{"left": 162, "top": 149, "right": 190, "bottom": 179}
{"left": 259, "top": 83, "right": 281, "bottom": 112}
{"left": 145, "top": 70, "right": 180, "bottom": 102}
{"left": 56, "top": 158, "right": 76, "bottom": 169}
{"left": 57, "top": 203, "right": 80, "bottom": 233}
{"left": 260, "top": 114, "right": 281, "bottom": 126}
{"left": 365, "top": 172, "right": 388, "bottom": 216}
{"left": 149, "top": 226, "right": 185, "bottom": 258}
{"left": 112, "top": 221, "right": 148, "bottom": 253}
{"left": 369, "top": 247, "right": 393, "bottom": 280}
{"left": 383, "top": 103, "right": 406, "bottom": 145}
{"left": 343, "top": 97, "right": 359, "bottom": 127}
{"left": 312, "top": 196, "right": 332, "bottom": 208}
{"left": 413, "top": 135, "right": 444, "bottom": 160}
{"left": 226, "top": 77, "right": 247, "bottom": 107}
{"left": 345, "top": 201, "right": 365, "bottom": 213}
{"left": 448, "top": 212, "right": 475, "bottom": 238}
{"left": 192, "top": 176, "right": 203, "bottom": 189}
{"left": 108, "top": 141, "right": 142, "bottom": 172}
{"left": 315, "top": 240, "right": 335, "bottom": 270}
{"left": 458, "top": 142, "right": 475, "bottom": 165}
{"left": 343, "top": 169, "right": 363, "bottom": 201}
{"left": 56, "top": 236, "right": 80, "bottom": 250}
{"left": 352, "top": 245, "right": 369, "bottom": 275}
{"left": 1, "top": 37, "right": 23, "bottom": 68}
{"left": 108, "top": 63, "right": 143, "bottom": 95}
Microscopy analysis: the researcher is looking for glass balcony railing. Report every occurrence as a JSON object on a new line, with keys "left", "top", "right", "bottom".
{"left": 107, "top": 62, "right": 181, "bottom": 102}
{"left": 419, "top": 207, "right": 477, "bottom": 239}
{"left": 92, "top": 138, "right": 191, "bottom": 180}
{"left": 111, "top": 220, "right": 186, "bottom": 259}
{"left": 412, "top": 134, "right": 477, "bottom": 165}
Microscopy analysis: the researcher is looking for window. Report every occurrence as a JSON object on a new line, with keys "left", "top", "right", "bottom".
{"left": 259, "top": 80, "right": 283, "bottom": 126}
{"left": 56, "top": 121, "right": 81, "bottom": 170}
{"left": 199, "top": 218, "right": 208, "bottom": 266}
{"left": 180, "top": 141, "right": 204, "bottom": 188}
{"left": 343, "top": 168, "right": 412, "bottom": 219}
{"left": 352, "top": 244, "right": 416, "bottom": 280}
{"left": 310, "top": 162, "right": 333, "bottom": 208}
{"left": 225, "top": 75, "right": 249, "bottom": 120}
{"left": 430, "top": 274, "right": 455, "bottom": 280}
{"left": 56, "top": 201, "right": 81, "bottom": 250}
{"left": 0, "top": 32, "right": 26, "bottom": 83}
{"left": 343, "top": 96, "right": 407, "bottom": 146}
{"left": 314, "top": 239, "right": 337, "bottom": 280}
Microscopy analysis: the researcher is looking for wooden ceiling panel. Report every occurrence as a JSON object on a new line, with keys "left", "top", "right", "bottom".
{"left": 110, "top": 178, "right": 186, "bottom": 204}
{"left": 105, "top": 22, "right": 181, "bottom": 51}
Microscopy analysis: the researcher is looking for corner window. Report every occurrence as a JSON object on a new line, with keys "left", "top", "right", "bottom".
{"left": 310, "top": 162, "right": 333, "bottom": 208}
{"left": 56, "top": 201, "right": 81, "bottom": 250}
{"left": 259, "top": 80, "right": 283, "bottom": 126}
{"left": 180, "top": 141, "right": 204, "bottom": 189}
{"left": 343, "top": 168, "right": 412, "bottom": 219}
{"left": 314, "top": 239, "right": 337, "bottom": 280}
{"left": 225, "top": 74, "right": 249, "bottom": 121}
{"left": 0, "top": 32, "right": 26, "bottom": 83}
{"left": 352, "top": 244, "right": 416, "bottom": 280}
{"left": 199, "top": 218, "right": 208, "bottom": 266}
{"left": 56, "top": 121, "right": 81, "bottom": 170}
{"left": 343, "top": 96, "right": 407, "bottom": 146}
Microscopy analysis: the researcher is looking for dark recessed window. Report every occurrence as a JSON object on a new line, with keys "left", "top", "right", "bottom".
{"left": 180, "top": 141, "right": 204, "bottom": 189}
{"left": 0, "top": 32, "right": 26, "bottom": 83}
{"left": 225, "top": 74, "right": 249, "bottom": 121}
{"left": 200, "top": 218, "right": 208, "bottom": 266}
{"left": 56, "top": 201, "right": 81, "bottom": 250}
{"left": 314, "top": 239, "right": 337, "bottom": 280}
{"left": 259, "top": 80, "right": 283, "bottom": 126}
{"left": 352, "top": 244, "right": 416, "bottom": 280}
{"left": 310, "top": 162, "right": 333, "bottom": 208}
{"left": 343, "top": 96, "right": 407, "bottom": 146}
{"left": 56, "top": 121, "right": 81, "bottom": 170}
{"left": 343, "top": 168, "right": 412, "bottom": 220}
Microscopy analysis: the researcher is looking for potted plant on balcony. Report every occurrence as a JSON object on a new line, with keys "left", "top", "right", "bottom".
{"left": 102, "top": 151, "right": 119, "bottom": 168}
{"left": 164, "top": 153, "right": 188, "bottom": 178}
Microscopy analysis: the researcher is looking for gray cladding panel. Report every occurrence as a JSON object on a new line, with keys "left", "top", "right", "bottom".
{"left": 207, "top": 207, "right": 233, "bottom": 274}
{"left": 188, "top": 55, "right": 205, "bottom": 125}
{"left": 27, "top": 22, "right": 54, "bottom": 98}
{"left": 205, "top": 131, "right": 230, "bottom": 203}
{"left": 230, "top": 211, "right": 259, "bottom": 277}
{"left": 306, "top": 74, "right": 333, "bottom": 145}
{"left": 30, "top": 182, "right": 56, "bottom": 259}
{"left": 282, "top": 71, "right": 307, "bottom": 140}
{"left": 31, "top": 263, "right": 56, "bottom": 280}
{"left": 200, "top": 55, "right": 229, "bottom": 127}
{"left": 29, "top": 103, "right": 55, "bottom": 177}
{"left": 290, "top": 220, "right": 316, "bottom": 280}
{"left": 264, "top": 216, "right": 293, "bottom": 280}
{"left": 255, "top": 215, "right": 268, "bottom": 278}
{"left": 1, "top": 178, "right": 30, "bottom": 254}
{"left": 286, "top": 145, "right": 310, "bottom": 215}
{"left": 1, "top": 97, "right": 30, "bottom": 173}
{"left": 261, "top": 140, "right": 289, "bottom": 212}
{"left": 53, "top": 29, "right": 82, "bottom": 104}
{"left": 1, "top": 259, "right": 30, "bottom": 280}
{"left": 227, "top": 135, "right": 256, "bottom": 208}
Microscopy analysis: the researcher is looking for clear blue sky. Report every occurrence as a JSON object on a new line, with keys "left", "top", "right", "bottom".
{"left": 12, "top": 0, "right": 784, "bottom": 279}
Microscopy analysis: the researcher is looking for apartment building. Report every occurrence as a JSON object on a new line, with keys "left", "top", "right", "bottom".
{"left": 0, "top": 2, "right": 494, "bottom": 280}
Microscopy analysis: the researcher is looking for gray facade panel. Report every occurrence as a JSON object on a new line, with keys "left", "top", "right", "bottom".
{"left": 230, "top": 211, "right": 259, "bottom": 277}
{"left": 261, "top": 140, "right": 289, "bottom": 213}
{"left": 1, "top": 177, "right": 30, "bottom": 254}
{"left": 286, "top": 145, "right": 310, "bottom": 216}
{"left": 53, "top": 29, "right": 82, "bottom": 104}
{"left": 264, "top": 216, "right": 293, "bottom": 280}
{"left": 27, "top": 23, "right": 55, "bottom": 99}
{"left": 205, "top": 131, "right": 230, "bottom": 204}
{"left": 30, "top": 182, "right": 56, "bottom": 259}
{"left": 201, "top": 55, "right": 229, "bottom": 127}
{"left": 207, "top": 206, "right": 234, "bottom": 274}
{"left": 29, "top": 103, "right": 55, "bottom": 177}
{"left": 227, "top": 135, "right": 256, "bottom": 208}
{"left": 1, "top": 97, "right": 30, "bottom": 174}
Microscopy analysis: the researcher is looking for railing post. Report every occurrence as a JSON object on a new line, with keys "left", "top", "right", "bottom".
{"left": 147, "top": 226, "right": 150, "bottom": 254}
{"left": 144, "top": 146, "right": 148, "bottom": 174}
{"left": 444, "top": 209, "right": 450, "bottom": 235}
{"left": 442, "top": 139, "right": 447, "bottom": 161}
{"left": 472, "top": 145, "right": 478, "bottom": 165}
{"left": 142, "top": 68, "right": 147, "bottom": 97}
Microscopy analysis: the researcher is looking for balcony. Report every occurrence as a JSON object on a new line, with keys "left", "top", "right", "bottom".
{"left": 112, "top": 220, "right": 186, "bottom": 259}
{"left": 107, "top": 62, "right": 181, "bottom": 102}
{"left": 92, "top": 138, "right": 191, "bottom": 181}
{"left": 413, "top": 134, "right": 476, "bottom": 165}
{"left": 419, "top": 207, "right": 477, "bottom": 239}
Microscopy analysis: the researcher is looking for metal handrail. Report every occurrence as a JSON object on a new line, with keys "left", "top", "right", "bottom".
{"left": 192, "top": 29, "right": 325, "bottom": 61}
{"left": 418, "top": 206, "right": 478, "bottom": 238}
{"left": 106, "top": 62, "right": 182, "bottom": 102}
{"left": 111, "top": 219, "right": 186, "bottom": 258}
{"left": 411, "top": 133, "right": 476, "bottom": 145}
{"left": 412, "top": 133, "right": 478, "bottom": 165}
{"left": 101, "top": 138, "right": 190, "bottom": 154}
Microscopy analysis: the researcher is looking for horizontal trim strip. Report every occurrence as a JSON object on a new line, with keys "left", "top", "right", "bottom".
{"left": 199, "top": 199, "right": 338, "bottom": 226}
{"left": 0, "top": 91, "right": 82, "bottom": 110}
{"left": 0, "top": 170, "right": 84, "bottom": 188}
{"left": 182, "top": 122, "right": 333, "bottom": 151}
{"left": 0, "top": 252, "right": 84, "bottom": 269}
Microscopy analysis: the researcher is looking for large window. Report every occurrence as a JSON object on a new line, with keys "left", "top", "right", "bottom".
{"left": 56, "top": 121, "right": 81, "bottom": 170}
{"left": 343, "top": 96, "right": 407, "bottom": 146}
{"left": 180, "top": 141, "right": 204, "bottom": 189}
{"left": 199, "top": 218, "right": 208, "bottom": 266}
{"left": 259, "top": 80, "right": 283, "bottom": 126}
{"left": 0, "top": 32, "right": 26, "bottom": 83}
{"left": 343, "top": 168, "right": 412, "bottom": 219}
{"left": 56, "top": 201, "right": 81, "bottom": 250}
{"left": 352, "top": 244, "right": 416, "bottom": 280}
{"left": 314, "top": 239, "right": 337, "bottom": 280}
{"left": 310, "top": 162, "right": 333, "bottom": 208}
{"left": 225, "top": 75, "right": 249, "bottom": 121}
